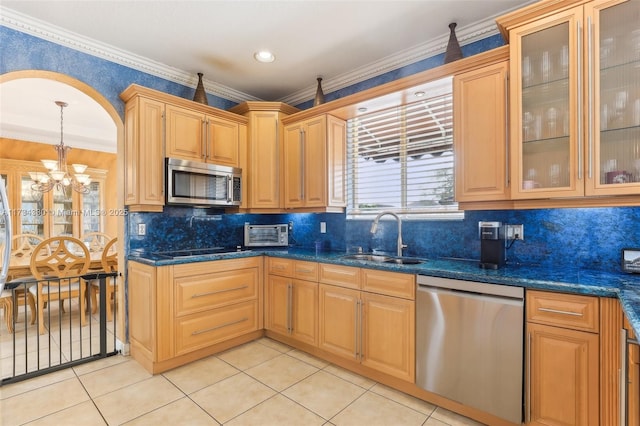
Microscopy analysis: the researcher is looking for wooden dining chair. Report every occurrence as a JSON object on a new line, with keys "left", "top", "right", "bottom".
{"left": 27, "top": 236, "right": 91, "bottom": 335}
{"left": 88, "top": 237, "right": 118, "bottom": 321}
{"left": 1, "top": 234, "right": 47, "bottom": 325}
{"left": 81, "top": 232, "right": 112, "bottom": 254}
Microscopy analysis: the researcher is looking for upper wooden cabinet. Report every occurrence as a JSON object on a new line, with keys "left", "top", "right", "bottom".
{"left": 498, "top": 0, "right": 640, "bottom": 201}
{"left": 165, "top": 104, "right": 241, "bottom": 168}
{"left": 228, "top": 102, "right": 299, "bottom": 211}
{"left": 282, "top": 114, "right": 347, "bottom": 211}
{"left": 120, "top": 84, "right": 248, "bottom": 212}
{"left": 454, "top": 60, "right": 510, "bottom": 202}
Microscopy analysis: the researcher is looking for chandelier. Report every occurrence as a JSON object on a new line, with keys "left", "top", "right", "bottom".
{"left": 29, "top": 101, "right": 91, "bottom": 195}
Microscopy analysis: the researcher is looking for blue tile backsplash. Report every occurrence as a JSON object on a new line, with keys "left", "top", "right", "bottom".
{"left": 129, "top": 207, "right": 640, "bottom": 275}
{"left": 3, "top": 22, "right": 640, "bottom": 277}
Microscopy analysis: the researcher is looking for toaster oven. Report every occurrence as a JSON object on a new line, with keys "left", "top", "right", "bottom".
{"left": 244, "top": 224, "right": 289, "bottom": 247}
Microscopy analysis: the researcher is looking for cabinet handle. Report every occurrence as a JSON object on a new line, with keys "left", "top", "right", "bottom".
{"left": 577, "top": 20, "right": 583, "bottom": 180}
{"left": 537, "top": 307, "right": 583, "bottom": 317}
{"left": 296, "top": 268, "right": 314, "bottom": 274}
{"left": 587, "top": 16, "right": 594, "bottom": 180}
{"left": 192, "top": 317, "right": 248, "bottom": 335}
{"left": 191, "top": 284, "right": 249, "bottom": 298}
{"left": 162, "top": 111, "right": 166, "bottom": 196}
{"left": 353, "top": 299, "right": 360, "bottom": 361}
{"left": 504, "top": 70, "right": 510, "bottom": 188}
{"left": 202, "top": 119, "right": 207, "bottom": 160}
{"left": 287, "top": 283, "right": 293, "bottom": 334}
{"left": 299, "top": 129, "right": 306, "bottom": 201}
{"left": 620, "top": 328, "right": 628, "bottom": 426}
{"left": 275, "top": 118, "right": 280, "bottom": 199}
{"left": 527, "top": 331, "right": 532, "bottom": 424}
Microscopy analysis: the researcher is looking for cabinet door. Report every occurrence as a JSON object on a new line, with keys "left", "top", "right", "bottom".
{"left": 283, "top": 122, "right": 305, "bottom": 207}
{"left": 585, "top": 0, "right": 640, "bottom": 196}
{"left": 526, "top": 322, "right": 599, "bottom": 426}
{"left": 290, "top": 279, "right": 318, "bottom": 346}
{"left": 510, "top": 7, "right": 584, "bottom": 199}
{"left": 265, "top": 274, "right": 290, "bottom": 335}
{"left": 303, "top": 116, "right": 328, "bottom": 207}
{"left": 249, "top": 111, "right": 281, "bottom": 208}
{"left": 454, "top": 61, "right": 510, "bottom": 202}
{"left": 124, "top": 97, "right": 164, "bottom": 208}
{"left": 206, "top": 116, "right": 239, "bottom": 167}
{"left": 318, "top": 284, "right": 359, "bottom": 360}
{"left": 327, "top": 115, "right": 347, "bottom": 207}
{"left": 361, "top": 292, "right": 415, "bottom": 382}
{"left": 166, "top": 104, "right": 204, "bottom": 161}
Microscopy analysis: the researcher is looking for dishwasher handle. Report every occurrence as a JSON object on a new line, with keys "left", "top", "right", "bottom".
{"left": 417, "top": 275, "right": 524, "bottom": 301}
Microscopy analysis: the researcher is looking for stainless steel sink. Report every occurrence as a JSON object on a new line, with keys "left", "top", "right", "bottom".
{"left": 384, "top": 257, "right": 423, "bottom": 265}
{"left": 341, "top": 253, "right": 423, "bottom": 265}
{"left": 341, "top": 254, "right": 393, "bottom": 262}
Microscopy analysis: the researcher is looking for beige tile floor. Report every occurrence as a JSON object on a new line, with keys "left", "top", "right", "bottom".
{"left": 0, "top": 337, "right": 487, "bottom": 426}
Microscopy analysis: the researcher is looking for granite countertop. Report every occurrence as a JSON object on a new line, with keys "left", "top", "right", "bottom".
{"left": 129, "top": 247, "right": 640, "bottom": 336}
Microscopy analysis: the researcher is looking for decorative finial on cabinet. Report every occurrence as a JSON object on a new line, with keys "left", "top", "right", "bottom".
{"left": 444, "top": 23, "right": 463, "bottom": 64}
{"left": 193, "top": 73, "right": 208, "bottom": 105}
{"left": 314, "top": 77, "right": 325, "bottom": 106}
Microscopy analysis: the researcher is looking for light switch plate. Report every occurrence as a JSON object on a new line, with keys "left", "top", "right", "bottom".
{"left": 320, "top": 222, "right": 326, "bottom": 233}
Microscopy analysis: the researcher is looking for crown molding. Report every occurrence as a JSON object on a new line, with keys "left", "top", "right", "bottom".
{"left": 0, "top": 6, "right": 258, "bottom": 104}
{"left": 1, "top": 5, "right": 511, "bottom": 106}
{"left": 278, "top": 18, "right": 502, "bottom": 105}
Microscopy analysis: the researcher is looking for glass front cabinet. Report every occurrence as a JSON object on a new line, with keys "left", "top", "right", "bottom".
{"left": 503, "top": 0, "right": 640, "bottom": 199}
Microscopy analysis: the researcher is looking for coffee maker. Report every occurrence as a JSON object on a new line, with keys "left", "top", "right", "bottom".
{"left": 479, "top": 221, "right": 505, "bottom": 269}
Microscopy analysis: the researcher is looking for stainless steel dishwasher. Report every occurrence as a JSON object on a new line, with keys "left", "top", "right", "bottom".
{"left": 416, "top": 276, "right": 524, "bottom": 424}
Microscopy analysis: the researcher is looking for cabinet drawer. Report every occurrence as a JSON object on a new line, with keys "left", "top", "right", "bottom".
{"left": 175, "top": 300, "right": 259, "bottom": 356}
{"left": 319, "top": 263, "right": 360, "bottom": 290}
{"left": 175, "top": 268, "right": 258, "bottom": 316}
{"left": 293, "top": 260, "right": 318, "bottom": 281}
{"left": 268, "top": 257, "right": 295, "bottom": 276}
{"left": 527, "top": 290, "right": 599, "bottom": 333}
{"left": 362, "top": 269, "right": 415, "bottom": 300}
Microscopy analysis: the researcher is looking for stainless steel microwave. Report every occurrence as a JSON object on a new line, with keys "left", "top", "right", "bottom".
{"left": 166, "top": 158, "right": 242, "bottom": 207}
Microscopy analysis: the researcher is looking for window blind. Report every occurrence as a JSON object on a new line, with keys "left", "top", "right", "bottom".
{"left": 346, "top": 81, "right": 460, "bottom": 218}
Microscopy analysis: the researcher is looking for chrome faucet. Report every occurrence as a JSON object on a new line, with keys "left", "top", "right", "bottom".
{"left": 370, "top": 211, "right": 407, "bottom": 257}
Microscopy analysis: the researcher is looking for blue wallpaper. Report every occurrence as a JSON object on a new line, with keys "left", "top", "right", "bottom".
{"left": 3, "top": 24, "right": 640, "bottom": 276}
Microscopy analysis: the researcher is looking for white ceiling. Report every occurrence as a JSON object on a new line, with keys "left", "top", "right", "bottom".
{"left": 0, "top": 0, "right": 533, "bottom": 152}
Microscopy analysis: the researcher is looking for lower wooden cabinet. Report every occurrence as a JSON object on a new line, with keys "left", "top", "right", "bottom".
{"left": 526, "top": 290, "right": 600, "bottom": 426}
{"left": 318, "top": 264, "right": 415, "bottom": 383}
{"left": 128, "top": 257, "right": 263, "bottom": 373}
{"left": 266, "top": 274, "right": 318, "bottom": 346}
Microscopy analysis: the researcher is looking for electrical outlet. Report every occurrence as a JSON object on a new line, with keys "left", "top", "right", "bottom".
{"left": 288, "top": 221, "right": 293, "bottom": 232}
{"left": 138, "top": 223, "right": 146, "bottom": 235}
{"left": 320, "top": 222, "right": 326, "bottom": 233}
{"left": 506, "top": 224, "right": 524, "bottom": 240}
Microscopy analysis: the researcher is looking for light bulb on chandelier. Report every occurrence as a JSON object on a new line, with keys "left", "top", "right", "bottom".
{"left": 29, "top": 101, "right": 92, "bottom": 196}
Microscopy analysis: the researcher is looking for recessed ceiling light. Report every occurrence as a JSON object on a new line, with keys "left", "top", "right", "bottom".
{"left": 358, "top": 107, "right": 368, "bottom": 113}
{"left": 254, "top": 50, "right": 275, "bottom": 63}
{"left": 414, "top": 91, "right": 425, "bottom": 97}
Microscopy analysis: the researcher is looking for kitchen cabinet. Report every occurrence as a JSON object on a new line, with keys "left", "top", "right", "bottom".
{"left": 282, "top": 114, "right": 346, "bottom": 211}
{"left": 121, "top": 93, "right": 165, "bottom": 212}
{"left": 228, "top": 102, "right": 299, "bottom": 211}
{"left": 498, "top": 0, "right": 640, "bottom": 201}
{"left": 526, "top": 290, "right": 600, "bottom": 426}
{"left": 453, "top": 60, "right": 510, "bottom": 202}
{"left": 265, "top": 258, "right": 318, "bottom": 346}
{"left": 318, "top": 263, "right": 415, "bottom": 382}
{"left": 128, "top": 257, "right": 263, "bottom": 374}
{"left": 120, "top": 84, "right": 248, "bottom": 212}
{"left": 165, "top": 104, "right": 241, "bottom": 168}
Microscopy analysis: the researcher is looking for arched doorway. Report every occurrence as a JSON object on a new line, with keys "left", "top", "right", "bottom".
{"left": 0, "top": 71, "right": 126, "bottom": 377}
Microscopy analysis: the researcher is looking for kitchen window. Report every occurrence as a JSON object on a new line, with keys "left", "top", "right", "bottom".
{"left": 346, "top": 77, "right": 462, "bottom": 219}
